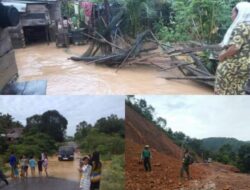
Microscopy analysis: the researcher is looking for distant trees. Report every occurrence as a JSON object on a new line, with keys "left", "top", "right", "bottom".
{"left": 125, "top": 96, "right": 158, "bottom": 127}
{"left": 74, "top": 114, "right": 124, "bottom": 157}
{"left": 26, "top": 110, "right": 68, "bottom": 142}
{"left": 0, "top": 113, "right": 23, "bottom": 134}
{"left": 8, "top": 133, "right": 57, "bottom": 159}
{"left": 238, "top": 144, "right": 250, "bottom": 173}
{"left": 0, "top": 113, "right": 24, "bottom": 154}
{"left": 216, "top": 144, "right": 236, "bottom": 165}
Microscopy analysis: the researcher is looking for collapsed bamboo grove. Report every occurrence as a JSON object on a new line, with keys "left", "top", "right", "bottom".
{"left": 65, "top": 0, "right": 250, "bottom": 93}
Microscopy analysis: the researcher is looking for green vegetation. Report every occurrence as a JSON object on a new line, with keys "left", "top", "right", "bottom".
{"left": 26, "top": 110, "right": 68, "bottom": 142}
{"left": 201, "top": 137, "right": 248, "bottom": 153}
{"left": 75, "top": 114, "right": 125, "bottom": 189}
{"left": 0, "top": 110, "right": 67, "bottom": 163}
{"left": 61, "top": 0, "right": 250, "bottom": 43}
{"left": 126, "top": 96, "right": 250, "bottom": 173}
{"left": 101, "top": 155, "right": 124, "bottom": 190}
{"left": 6, "top": 133, "right": 57, "bottom": 160}
{"left": 74, "top": 114, "right": 124, "bottom": 159}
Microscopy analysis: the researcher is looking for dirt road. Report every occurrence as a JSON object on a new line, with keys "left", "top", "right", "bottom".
{"left": 15, "top": 43, "right": 212, "bottom": 95}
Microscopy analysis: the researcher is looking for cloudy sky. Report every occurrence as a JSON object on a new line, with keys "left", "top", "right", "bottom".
{"left": 137, "top": 96, "right": 250, "bottom": 141}
{"left": 0, "top": 96, "right": 125, "bottom": 136}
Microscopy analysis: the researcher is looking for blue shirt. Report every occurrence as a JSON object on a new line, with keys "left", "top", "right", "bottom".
{"left": 29, "top": 159, "right": 36, "bottom": 168}
{"left": 9, "top": 155, "right": 17, "bottom": 166}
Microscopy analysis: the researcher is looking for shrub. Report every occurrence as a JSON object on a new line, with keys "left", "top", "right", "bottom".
{"left": 100, "top": 155, "right": 124, "bottom": 190}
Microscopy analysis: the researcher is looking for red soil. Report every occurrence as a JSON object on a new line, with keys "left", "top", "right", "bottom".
{"left": 125, "top": 105, "right": 250, "bottom": 190}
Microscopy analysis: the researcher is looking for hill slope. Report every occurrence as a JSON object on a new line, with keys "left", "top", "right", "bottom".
{"left": 126, "top": 105, "right": 182, "bottom": 159}
{"left": 201, "top": 137, "right": 249, "bottom": 152}
{"left": 125, "top": 106, "right": 207, "bottom": 190}
{"left": 125, "top": 105, "right": 250, "bottom": 190}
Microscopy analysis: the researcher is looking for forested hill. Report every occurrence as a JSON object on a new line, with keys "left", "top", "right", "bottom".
{"left": 201, "top": 137, "right": 250, "bottom": 153}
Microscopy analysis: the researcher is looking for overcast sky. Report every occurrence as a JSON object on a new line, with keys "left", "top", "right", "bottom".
{"left": 0, "top": 96, "right": 125, "bottom": 136}
{"left": 136, "top": 96, "right": 250, "bottom": 141}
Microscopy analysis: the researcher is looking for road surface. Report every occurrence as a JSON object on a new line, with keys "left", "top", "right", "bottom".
{"left": 1, "top": 153, "right": 81, "bottom": 189}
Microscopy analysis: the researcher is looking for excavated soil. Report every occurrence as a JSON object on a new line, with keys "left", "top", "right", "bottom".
{"left": 125, "top": 105, "right": 250, "bottom": 190}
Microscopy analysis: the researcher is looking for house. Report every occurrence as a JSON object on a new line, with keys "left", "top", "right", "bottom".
{"left": 5, "top": 127, "right": 24, "bottom": 142}
{"left": 2, "top": 0, "right": 62, "bottom": 48}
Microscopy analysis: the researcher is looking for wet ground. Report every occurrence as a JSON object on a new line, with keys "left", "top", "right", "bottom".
{"left": 0, "top": 177, "right": 78, "bottom": 190}
{"left": 15, "top": 43, "right": 213, "bottom": 95}
{"left": 1, "top": 153, "right": 81, "bottom": 189}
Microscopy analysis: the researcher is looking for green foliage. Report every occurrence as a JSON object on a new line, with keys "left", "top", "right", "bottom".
{"left": 0, "top": 113, "right": 23, "bottom": 134}
{"left": 79, "top": 130, "right": 124, "bottom": 156}
{"left": 201, "top": 137, "right": 247, "bottom": 153}
{"left": 74, "top": 121, "right": 92, "bottom": 141}
{"left": 125, "top": 96, "right": 155, "bottom": 124}
{"left": 95, "top": 115, "right": 124, "bottom": 138}
{"left": 61, "top": 1, "right": 75, "bottom": 17}
{"left": 100, "top": 155, "right": 124, "bottom": 190}
{"left": 112, "top": 0, "right": 157, "bottom": 37}
{"left": 216, "top": 144, "right": 236, "bottom": 165}
{"left": 237, "top": 144, "right": 250, "bottom": 173}
{"left": 26, "top": 110, "right": 68, "bottom": 142}
{"left": 75, "top": 114, "right": 124, "bottom": 157}
{"left": 156, "top": 0, "right": 244, "bottom": 43}
{"left": 0, "top": 137, "right": 8, "bottom": 154}
{"left": 7, "top": 133, "right": 57, "bottom": 160}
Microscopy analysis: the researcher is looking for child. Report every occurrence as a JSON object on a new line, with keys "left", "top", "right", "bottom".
{"left": 38, "top": 157, "right": 43, "bottom": 177}
{"left": 79, "top": 156, "right": 92, "bottom": 190}
{"left": 29, "top": 156, "right": 36, "bottom": 177}
{"left": 13, "top": 164, "right": 19, "bottom": 179}
{"left": 43, "top": 155, "right": 48, "bottom": 177}
{"left": 20, "top": 155, "right": 29, "bottom": 178}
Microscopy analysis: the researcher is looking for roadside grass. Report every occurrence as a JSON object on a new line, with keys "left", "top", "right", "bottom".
{"left": 101, "top": 154, "right": 124, "bottom": 190}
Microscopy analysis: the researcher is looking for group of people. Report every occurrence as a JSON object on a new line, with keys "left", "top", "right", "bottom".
{"left": 141, "top": 145, "right": 193, "bottom": 180}
{"left": 9, "top": 152, "right": 49, "bottom": 179}
{"left": 79, "top": 151, "right": 102, "bottom": 190}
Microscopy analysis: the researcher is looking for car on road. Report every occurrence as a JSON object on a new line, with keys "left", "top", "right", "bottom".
{"left": 58, "top": 146, "right": 74, "bottom": 161}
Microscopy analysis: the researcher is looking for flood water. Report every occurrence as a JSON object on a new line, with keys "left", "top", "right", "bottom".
{"left": 15, "top": 43, "right": 212, "bottom": 95}
{"left": 0, "top": 154, "right": 81, "bottom": 190}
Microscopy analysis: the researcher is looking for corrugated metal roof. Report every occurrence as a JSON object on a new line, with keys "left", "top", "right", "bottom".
{"left": 2, "top": 0, "right": 59, "bottom": 12}
{"left": 2, "top": 2, "right": 27, "bottom": 12}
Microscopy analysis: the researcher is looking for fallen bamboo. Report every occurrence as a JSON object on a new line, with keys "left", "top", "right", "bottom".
{"left": 164, "top": 76, "right": 215, "bottom": 80}
{"left": 161, "top": 62, "right": 192, "bottom": 71}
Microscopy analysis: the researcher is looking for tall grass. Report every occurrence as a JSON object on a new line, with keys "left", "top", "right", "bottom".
{"left": 100, "top": 155, "right": 124, "bottom": 190}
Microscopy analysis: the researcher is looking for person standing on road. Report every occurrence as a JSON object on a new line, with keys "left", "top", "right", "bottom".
{"left": 90, "top": 151, "right": 102, "bottom": 190}
{"left": 141, "top": 145, "right": 152, "bottom": 172}
{"left": 79, "top": 156, "right": 92, "bottom": 190}
{"left": 38, "top": 157, "right": 43, "bottom": 177}
{"left": 9, "top": 152, "right": 17, "bottom": 178}
{"left": 21, "top": 155, "right": 29, "bottom": 178}
{"left": 180, "top": 149, "right": 193, "bottom": 180}
{"left": 29, "top": 156, "right": 36, "bottom": 177}
{"left": 41, "top": 152, "right": 45, "bottom": 162}
{"left": 0, "top": 168, "right": 8, "bottom": 185}
{"left": 43, "top": 155, "right": 49, "bottom": 177}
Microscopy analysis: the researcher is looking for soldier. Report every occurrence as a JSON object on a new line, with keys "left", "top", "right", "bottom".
{"left": 180, "top": 149, "right": 193, "bottom": 180}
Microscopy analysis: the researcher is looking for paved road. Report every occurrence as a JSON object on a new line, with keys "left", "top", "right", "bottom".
{"left": 0, "top": 177, "right": 78, "bottom": 190}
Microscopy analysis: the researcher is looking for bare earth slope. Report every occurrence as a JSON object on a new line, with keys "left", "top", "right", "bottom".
{"left": 125, "top": 105, "right": 250, "bottom": 190}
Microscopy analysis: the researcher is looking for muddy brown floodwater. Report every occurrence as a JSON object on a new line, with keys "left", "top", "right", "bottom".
{"left": 47, "top": 154, "right": 80, "bottom": 182}
{"left": 1, "top": 154, "right": 81, "bottom": 190}
{"left": 15, "top": 43, "right": 213, "bottom": 95}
